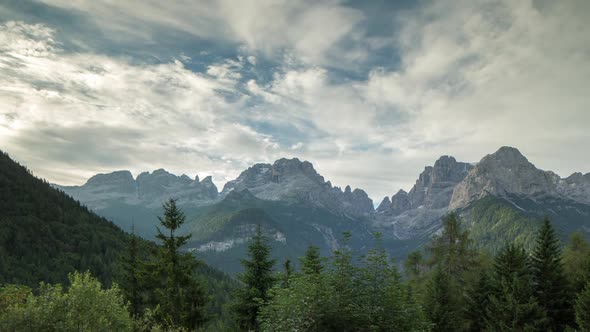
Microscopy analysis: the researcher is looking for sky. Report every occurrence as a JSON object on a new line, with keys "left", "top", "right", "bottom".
{"left": 1, "top": 0, "right": 589, "bottom": 202}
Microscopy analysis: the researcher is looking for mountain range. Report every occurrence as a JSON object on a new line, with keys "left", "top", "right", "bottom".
{"left": 55, "top": 146, "right": 590, "bottom": 274}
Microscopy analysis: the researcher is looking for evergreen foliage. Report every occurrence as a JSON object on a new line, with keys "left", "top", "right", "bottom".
{"left": 530, "top": 218, "right": 573, "bottom": 331}
{"left": 575, "top": 281, "right": 590, "bottom": 331}
{"left": 232, "top": 224, "right": 276, "bottom": 331}
{"left": 424, "top": 266, "right": 461, "bottom": 332}
{"left": 301, "top": 245, "right": 324, "bottom": 276}
{"left": 427, "top": 213, "right": 477, "bottom": 279}
{"left": 486, "top": 244, "right": 547, "bottom": 331}
{"left": 119, "top": 227, "right": 143, "bottom": 318}
{"left": 464, "top": 269, "right": 493, "bottom": 332}
{"left": 0, "top": 151, "right": 129, "bottom": 287}
{"left": 259, "top": 232, "right": 428, "bottom": 332}
{"left": 563, "top": 232, "right": 590, "bottom": 293}
{"left": 149, "top": 199, "right": 207, "bottom": 330}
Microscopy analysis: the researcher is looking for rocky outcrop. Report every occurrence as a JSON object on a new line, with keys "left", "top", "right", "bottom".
{"left": 379, "top": 156, "right": 473, "bottom": 216}
{"left": 222, "top": 158, "right": 373, "bottom": 218}
{"left": 449, "top": 147, "right": 560, "bottom": 209}
{"left": 56, "top": 169, "right": 219, "bottom": 210}
{"left": 557, "top": 172, "right": 590, "bottom": 205}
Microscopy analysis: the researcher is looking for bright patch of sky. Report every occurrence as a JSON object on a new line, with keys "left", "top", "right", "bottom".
{"left": 1, "top": 0, "right": 589, "bottom": 202}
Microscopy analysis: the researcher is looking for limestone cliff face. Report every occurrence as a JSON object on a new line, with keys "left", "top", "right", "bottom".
{"left": 222, "top": 158, "right": 373, "bottom": 218}
{"left": 449, "top": 147, "right": 560, "bottom": 209}
{"left": 379, "top": 156, "right": 473, "bottom": 216}
{"left": 56, "top": 168, "right": 218, "bottom": 210}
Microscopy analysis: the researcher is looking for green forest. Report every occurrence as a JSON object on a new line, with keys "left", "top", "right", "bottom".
{"left": 2, "top": 205, "right": 590, "bottom": 331}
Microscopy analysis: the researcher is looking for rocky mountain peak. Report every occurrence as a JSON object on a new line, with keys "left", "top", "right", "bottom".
{"left": 379, "top": 155, "right": 472, "bottom": 216}
{"left": 449, "top": 146, "right": 558, "bottom": 209}
{"left": 377, "top": 196, "right": 391, "bottom": 212}
{"left": 85, "top": 170, "right": 134, "bottom": 186}
{"left": 201, "top": 175, "right": 214, "bottom": 184}
{"left": 221, "top": 157, "right": 373, "bottom": 218}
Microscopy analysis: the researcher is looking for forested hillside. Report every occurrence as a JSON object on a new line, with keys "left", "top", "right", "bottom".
{"left": 0, "top": 151, "right": 237, "bottom": 330}
{"left": 0, "top": 150, "right": 130, "bottom": 286}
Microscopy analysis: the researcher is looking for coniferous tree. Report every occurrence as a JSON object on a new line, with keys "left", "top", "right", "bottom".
{"left": 120, "top": 226, "right": 142, "bottom": 318}
{"left": 324, "top": 231, "right": 363, "bottom": 330}
{"left": 563, "top": 231, "right": 590, "bottom": 293}
{"left": 153, "top": 199, "right": 207, "bottom": 329}
{"left": 301, "top": 245, "right": 323, "bottom": 276}
{"left": 233, "top": 224, "right": 276, "bottom": 331}
{"left": 530, "top": 218, "right": 573, "bottom": 331}
{"left": 404, "top": 250, "right": 425, "bottom": 280}
{"left": 424, "top": 266, "right": 461, "bottom": 332}
{"left": 575, "top": 281, "right": 590, "bottom": 331}
{"left": 464, "top": 269, "right": 493, "bottom": 332}
{"left": 281, "top": 258, "right": 293, "bottom": 288}
{"left": 486, "top": 244, "right": 546, "bottom": 331}
{"left": 427, "top": 213, "right": 476, "bottom": 279}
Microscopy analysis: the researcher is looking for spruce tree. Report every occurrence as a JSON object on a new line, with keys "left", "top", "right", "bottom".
{"left": 486, "top": 244, "right": 546, "bottom": 331}
{"left": 233, "top": 224, "right": 276, "bottom": 331}
{"left": 404, "top": 250, "right": 424, "bottom": 280}
{"left": 427, "top": 213, "right": 476, "bottom": 279}
{"left": 530, "top": 218, "right": 573, "bottom": 331}
{"left": 154, "top": 199, "right": 207, "bottom": 329}
{"left": 464, "top": 269, "right": 493, "bottom": 332}
{"left": 301, "top": 245, "right": 323, "bottom": 276}
{"left": 281, "top": 258, "right": 293, "bottom": 288}
{"left": 424, "top": 266, "right": 461, "bottom": 332}
{"left": 120, "top": 226, "right": 142, "bottom": 318}
{"left": 563, "top": 232, "right": 590, "bottom": 293}
{"left": 575, "top": 281, "right": 590, "bottom": 331}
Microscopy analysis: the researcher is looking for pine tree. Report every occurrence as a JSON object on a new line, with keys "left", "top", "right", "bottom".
{"left": 464, "top": 269, "right": 493, "bottom": 332}
{"left": 301, "top": 245, "right": 323, "bottom": 276}
{"left": 281, "top": 258, "right": 293, "bottom": 288}
{"left": 563, "top": 231, "right": 590, "bottom": 293}
{"left": 233, "top": 224, "right": 276, "bottom": 331}
{"left": 404, "top": 250, "right": 424, "bottom": 280}
{"left": 424, "top": 266, "right": 461, "bottom": 332}
{"left": 530, "top": 218, "right": 573, "bottom": 331}
{"left": 120, "top": 226, "right": 142, "bottom": 317}
{"left": 427, "top": 213, "right": 476, "bottom": 279}
{"left": 575, "top": 280, "right": 590, "bottom": 331}
{"left": 486, "top": 244, "right": 546, "bottom": 331}
{"left": 153, "top": 199, "right": 207, "bottom": 329}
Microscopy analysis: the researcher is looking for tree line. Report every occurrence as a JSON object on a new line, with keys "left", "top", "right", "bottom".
{"left": 2, "top": 200, "right": 590, "bottom": 331}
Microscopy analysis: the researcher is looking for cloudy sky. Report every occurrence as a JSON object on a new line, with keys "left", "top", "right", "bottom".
{"left": 1, "top": 0, "right": 589, "bottom": 202}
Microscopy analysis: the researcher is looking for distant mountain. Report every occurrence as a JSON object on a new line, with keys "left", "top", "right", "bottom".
{"left": 375, "top": 156, "right": 473, "bottom": 240}
{"left": 185, "top": 189, "right": 374, "bottom": 274}
{"left": 55, "top": 158, "right": 374, "bottom": 241}
{"left": 55, "top": 147, "right": 590, "bottom": 274}
{"left": 376, "top": 146, "right": 590, "bottom": 250}
{"left": 55, "top": 168, "right": 218, "bottom": 210}
{"left": 450, "top": 146, "right": 590, "bottom": 208}
{"left": 54, "top": 169, "right": 220, "bottom": 238}
{"left": 222, "top": 158, "right": 374, "bottom": 219}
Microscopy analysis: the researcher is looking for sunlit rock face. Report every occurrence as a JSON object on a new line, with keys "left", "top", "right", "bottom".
{"left": 56, "top": 168, "right": 219, "bottom": 210}
{"left": 222, "top": 158, "right": 373, "bottom": 218}
{"left": 378, "top": 155, "right": 473, "bottom": 217}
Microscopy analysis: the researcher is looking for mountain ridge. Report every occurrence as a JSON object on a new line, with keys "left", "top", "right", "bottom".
{"left": 52, "top": 146, "right": 590, "bottom": 274}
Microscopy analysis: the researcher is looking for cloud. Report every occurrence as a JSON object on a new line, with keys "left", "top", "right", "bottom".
{"left": 36, "top": 0, "right": 367, "bottom": 67}
{"left": 0, "top": 20, "right": 277, "bottom": 186}
{"left": 2, "top": 0, "right": 590, "bottom": 203}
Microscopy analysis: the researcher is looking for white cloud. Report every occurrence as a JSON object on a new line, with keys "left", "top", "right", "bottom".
{"left": 0, "top": 21, "right": 275, "bottom": 187}
{"left": 2, "top": 0, "right": 590, "bottom": 203}
{"left": 37, "top": 0, "right": 367, "bottom": 67}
